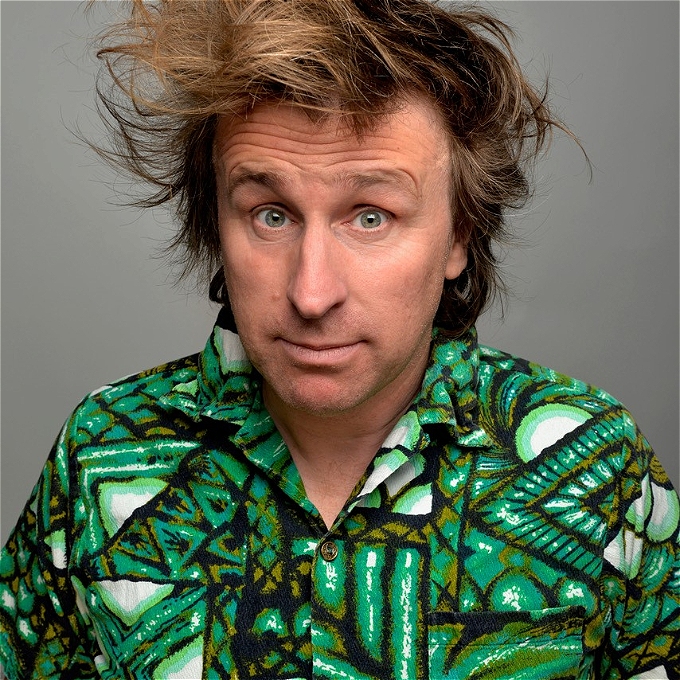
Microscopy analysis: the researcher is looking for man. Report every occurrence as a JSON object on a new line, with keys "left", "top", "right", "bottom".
{"left": 1, "top": 0, "right": 678, "bottom": 678}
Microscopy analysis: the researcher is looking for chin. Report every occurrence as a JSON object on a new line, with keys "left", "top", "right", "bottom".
{"left": 283, "top": 392, "right": 363, "bottom": 417}
{"left": 268, "top": 378, "right": 373, "bottom": 417}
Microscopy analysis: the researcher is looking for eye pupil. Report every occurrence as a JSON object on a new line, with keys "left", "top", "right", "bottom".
{"left": 264, "top": 210, "right": 286, "bottom": 228}
{"left": 360, "top": 211, "right": 382, "bottom": 228}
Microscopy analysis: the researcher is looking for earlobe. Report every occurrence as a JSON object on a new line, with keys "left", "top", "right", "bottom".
{"left": 444, "top": 240, "right": 468, "bottom": 280}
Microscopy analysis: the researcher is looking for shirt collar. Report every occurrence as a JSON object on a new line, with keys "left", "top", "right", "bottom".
{"left": 162, "top": 309, "right": 490, "bottom": 448}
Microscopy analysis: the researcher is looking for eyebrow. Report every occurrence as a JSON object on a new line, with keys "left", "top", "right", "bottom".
{"left": 227, "top": 169, "right": 289, "bottom": 197}
{"left": 344, "top": 171, "right": 417, "bottom": 196}
{"left": 227, "top": 167, "right": 417, "bottom": 199}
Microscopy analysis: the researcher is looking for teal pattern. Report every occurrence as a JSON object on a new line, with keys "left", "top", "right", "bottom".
{"left": 1, "top": 308, "right": 678, "bottom": 678}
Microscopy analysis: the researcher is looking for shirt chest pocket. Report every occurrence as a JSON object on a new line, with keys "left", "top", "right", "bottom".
{"left": 427, "top": 606, "right": 585, "bottom": 680}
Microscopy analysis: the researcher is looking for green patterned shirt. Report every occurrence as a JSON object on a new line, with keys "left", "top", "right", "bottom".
{"left": 1, "top": 310, "right": 679, "bottom": 679}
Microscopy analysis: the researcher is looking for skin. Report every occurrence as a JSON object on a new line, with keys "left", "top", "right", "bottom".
{"left": 214, "top": 97, "right": 467, "bottom": 526}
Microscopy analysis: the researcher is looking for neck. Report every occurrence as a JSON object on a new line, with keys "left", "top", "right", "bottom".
{"left": 263, "top": 374, "right": 423, "bottom": 529}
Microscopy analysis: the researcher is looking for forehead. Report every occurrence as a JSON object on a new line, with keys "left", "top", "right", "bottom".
{"left": 213, "top": 97, "right": 451, "bottom": 187}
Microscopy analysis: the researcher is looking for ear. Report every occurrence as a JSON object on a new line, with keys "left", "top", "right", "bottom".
{"left": 444, "top": 239, "right": 467, "bottom": 280}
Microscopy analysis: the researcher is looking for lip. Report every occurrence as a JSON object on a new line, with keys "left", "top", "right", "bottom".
{"left": 277, "top": 338, "right": 362, "bottom": 364}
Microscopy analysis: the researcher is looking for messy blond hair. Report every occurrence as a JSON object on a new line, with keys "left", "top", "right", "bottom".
{"left": 95, "top": 0, "right": 565, "bottom": 336}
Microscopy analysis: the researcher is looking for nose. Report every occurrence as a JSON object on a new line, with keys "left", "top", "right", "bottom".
{"left": 287, "top": 225, "right": 348, "bottom": 319}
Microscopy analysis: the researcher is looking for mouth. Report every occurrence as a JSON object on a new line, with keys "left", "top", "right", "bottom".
{"left": 277, "top": 338, "right": 362, "bottom": 364}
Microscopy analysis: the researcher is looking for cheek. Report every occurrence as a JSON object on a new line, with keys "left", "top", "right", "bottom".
{"left": 379, "top": 244, "right": 449, "bottom": 297}
{"left": 363, "top": 257, "right": 445, "bottom": 333}
{"left": 220, "top": 233, "right": 288, "bottom": 330}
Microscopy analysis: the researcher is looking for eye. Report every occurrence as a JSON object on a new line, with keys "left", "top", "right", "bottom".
{"left": 255, "top": 208, "right": 291, "bottom": 228}
{"left": 354, "top": 209, "right": 388, "bottom": 229}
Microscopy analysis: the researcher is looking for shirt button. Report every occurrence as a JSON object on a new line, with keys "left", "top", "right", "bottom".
{"left": 320, "top": 540, "right": 339, "bottom": 562}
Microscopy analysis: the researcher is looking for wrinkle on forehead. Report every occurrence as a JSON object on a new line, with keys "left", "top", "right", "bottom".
{"left": 213, "top": 98, "right": 451, "bottom": 198}
{"left": 215, "top": 97, "right": 448, "bottom": 156}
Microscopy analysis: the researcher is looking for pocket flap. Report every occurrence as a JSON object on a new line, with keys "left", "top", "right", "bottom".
{"left": 428, "top": 607, "right": 585, "bottom": 680}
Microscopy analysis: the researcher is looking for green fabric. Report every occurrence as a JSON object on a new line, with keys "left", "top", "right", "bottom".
{"left": 1, "top": 309, "right": 678, "bottom": 679}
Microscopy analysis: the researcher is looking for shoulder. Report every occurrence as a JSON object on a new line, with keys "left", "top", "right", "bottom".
{"left": 63, "top": 353, "right": 201, "bottom": 444}
{"left": 83, "top": 352, "right": 200, "bottom": 405}
{"left": 477, "top": 343, "right": 622, "bottom": 410}
{"left": 475, "top": 344, "right": 642, "bottom": 464}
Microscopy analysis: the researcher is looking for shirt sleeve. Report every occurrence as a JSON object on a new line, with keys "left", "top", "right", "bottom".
{"left": 600, "top": 412, "right": 680, "bottom": 678}
{"left": 0, "top": 413, "right": 99, "bottom": 679}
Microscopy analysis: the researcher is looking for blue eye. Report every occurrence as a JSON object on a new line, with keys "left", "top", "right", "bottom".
{"left": 256, "top": 208, "right": 290, "bottom": 228}
{"left": 356, "top": 210, "right": 386, "bottom": 229}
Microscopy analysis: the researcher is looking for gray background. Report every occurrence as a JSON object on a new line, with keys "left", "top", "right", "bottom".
{"left": 2, "top": 1, "right": 678, "bottom": 542}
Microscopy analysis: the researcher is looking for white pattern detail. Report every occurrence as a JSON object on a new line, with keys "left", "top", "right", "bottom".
{"left": 647, "top": 482, "right": 680, "bottom": 541}
{"left": 108, "top": 492, "right": 158, "bottom": 533}
{"left": 165, "top": 653, "right": 203, "bottom": 680}
{"left": 51, "top": 546, "right": 67, "bottom": 570}
{"left": 604, "top": 527, "right": 643, "bottom": 578}
{"left": 219, "top": 328, "right": 249, "bottom": 363}
{"left": 399, "top": 567, "right": 413, "bottom": 679}
{"left": 360, "top": 463, "right": 394, "bottom": 496}
{"left": 385, "top": 461, "right": 417, "bottom": 496}
{"left": 366, "top": 550, "right": 377, "bottom": 569}
{"left": 44, "top": 530, "right": 67, "bottom": 569}
{"left": 325, "top": 562, "right": 338, "bottom": 591}
{"left": 502, "top": 586, "right": 521, "bottom": 611}
{"left": 382, "top": 424, "right": 410, "bottom": 449}
{"left": 530, "top": 416, "right": 584, "bottom": 456}
{"left": 2, "top": 591, "right": 16, "bottom": 610}
{"left": 98, "top": 580, "right": 172, "bottom": 621}
{"left": 406, "top": 492, "right": 432, "bottom": 515}
{"left": 604, "top": 529, "right": 623, "bottom": 571}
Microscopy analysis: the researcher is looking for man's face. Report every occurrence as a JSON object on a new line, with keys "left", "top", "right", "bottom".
{"left": 215, "top": 97, "right": 467, "bottom": 419}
